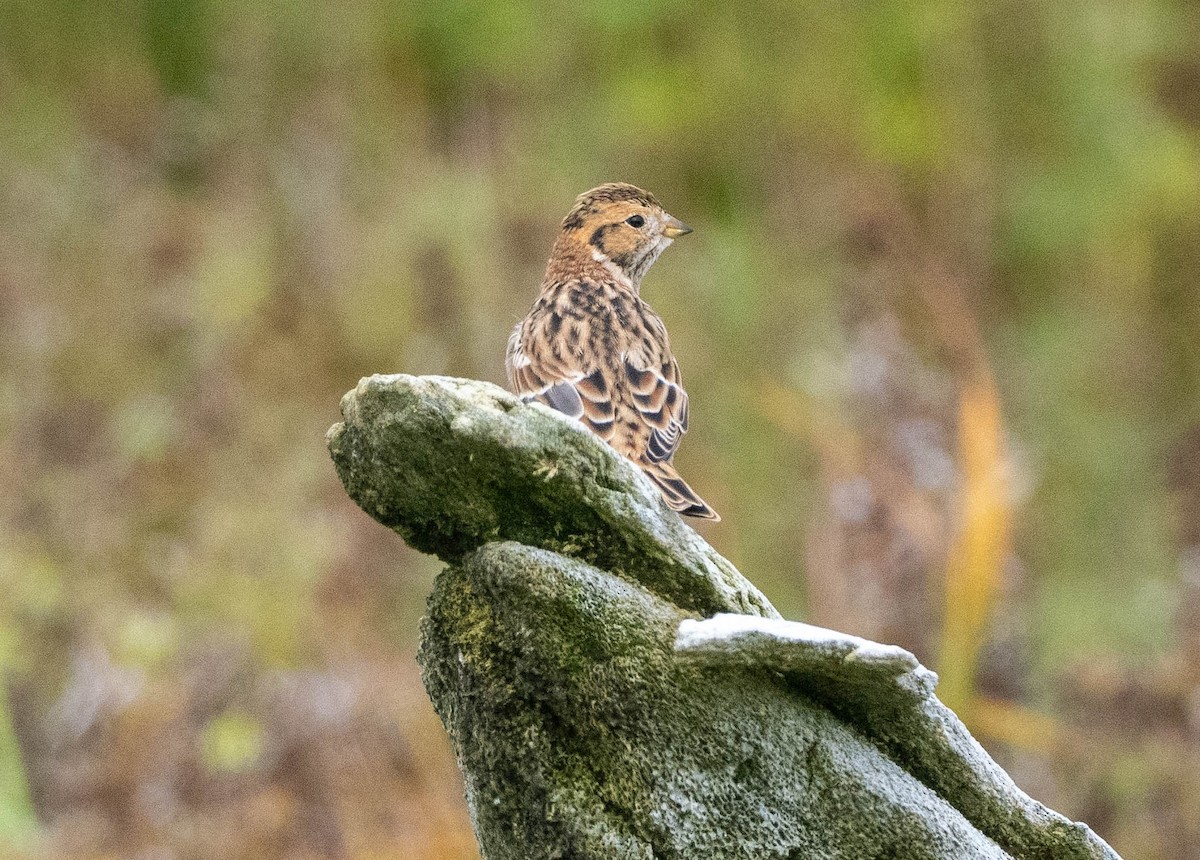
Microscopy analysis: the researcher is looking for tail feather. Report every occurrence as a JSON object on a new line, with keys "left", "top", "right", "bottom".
{"left": 639, "top": 459, "right": 720, "bottom": 522}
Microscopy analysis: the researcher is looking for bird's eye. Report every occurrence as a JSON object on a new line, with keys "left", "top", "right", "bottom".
{"left": 625, "top": 215, "right": 645, "bottom": 228}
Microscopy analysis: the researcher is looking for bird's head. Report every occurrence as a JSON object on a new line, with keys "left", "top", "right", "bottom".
{"left": 558, "top": 183, "right": 692, "bottom": 287}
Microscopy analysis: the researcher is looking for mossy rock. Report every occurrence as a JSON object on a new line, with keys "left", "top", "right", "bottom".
{"left": 329, "top": 374, "right": 1120, "bottom": 860}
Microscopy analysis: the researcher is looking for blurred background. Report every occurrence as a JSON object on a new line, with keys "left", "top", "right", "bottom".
{"left": 1, "top": 0, "right": 1199, "bottom": 857}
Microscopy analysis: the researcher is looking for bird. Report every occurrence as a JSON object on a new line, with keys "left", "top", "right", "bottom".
{"left": 506, "top": 182, "right": 719, "bottom": 521}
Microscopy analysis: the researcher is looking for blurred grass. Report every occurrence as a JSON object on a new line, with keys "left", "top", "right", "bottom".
{"left": 0, "top": 685, "right": 36, "bottom": 852}
{"left": 1, "top": 0, "right": 1199, "bottom": 857}
{"left": 938, "top": 377, "right": 1011, "bottom": 714}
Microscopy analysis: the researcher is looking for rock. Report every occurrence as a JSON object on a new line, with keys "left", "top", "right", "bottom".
{"left": 328, "top": 374, "right": 1121, "bottom": 860}
{"left": 327, "top": 374, "right": 773, "bottom": 617}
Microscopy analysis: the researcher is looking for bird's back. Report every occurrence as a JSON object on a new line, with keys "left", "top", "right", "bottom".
{"left": 505, "top": 184, "right": 718, "bottom": 521}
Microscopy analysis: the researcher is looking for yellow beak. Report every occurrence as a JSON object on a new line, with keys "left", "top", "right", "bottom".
{"left": 662, "top": 216, "right": 693, "bottom": 239}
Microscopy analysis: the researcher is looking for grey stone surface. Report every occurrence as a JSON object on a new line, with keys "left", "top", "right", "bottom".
{"left": 328, "top": 373, "right": 1121, "bottom": 860}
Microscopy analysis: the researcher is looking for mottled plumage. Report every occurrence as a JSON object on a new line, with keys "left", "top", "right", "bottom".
{"left": 506, "top": 183, "right": 718, "bottom": 520}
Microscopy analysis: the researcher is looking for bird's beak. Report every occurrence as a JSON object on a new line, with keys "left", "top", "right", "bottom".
{"left": 662, "top": 216, "right": 693, "bottom": 239}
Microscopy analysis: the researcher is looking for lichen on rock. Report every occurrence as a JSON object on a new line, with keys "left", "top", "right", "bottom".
{"left": 328, "top": 374, "right": 1121, "bottom": 860}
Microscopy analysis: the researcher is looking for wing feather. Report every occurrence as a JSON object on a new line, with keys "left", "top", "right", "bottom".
{"left": 623, "top": 356, "right": 689, "bottom": 463}
{"left": 507, "top": 319, "right": 616, "bottom": 440}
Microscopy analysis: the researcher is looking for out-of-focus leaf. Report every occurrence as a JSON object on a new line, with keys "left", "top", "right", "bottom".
{"left": 0, "top": 685, "right": 36, "bottom": 851}
{"left": 939, "top": 378, "right": 1010, "bottom": 715}
{"left": 201, "top": 710, "right": 265, "bottom": 774}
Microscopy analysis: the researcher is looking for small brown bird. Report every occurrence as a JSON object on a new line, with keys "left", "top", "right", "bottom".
{"left": 506, "top": 182, "right": 719, "bottom": 520}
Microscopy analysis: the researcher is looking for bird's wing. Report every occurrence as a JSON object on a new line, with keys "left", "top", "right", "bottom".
{"left": 624, "top": 354, "right": 689, "bottom": 463}
{"left": 506, "top": 321, "right": 616, "bottom": 441}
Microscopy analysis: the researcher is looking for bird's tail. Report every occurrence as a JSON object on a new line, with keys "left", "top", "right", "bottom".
{"left": 638, "top": 459, "right": 720, "bottom": 522}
